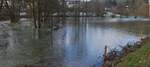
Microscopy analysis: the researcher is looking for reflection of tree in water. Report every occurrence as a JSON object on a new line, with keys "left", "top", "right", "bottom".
{"left": 0, "top": 23, "right": 67, "bottom": 67}
{"left": 64, "top": 17, "right": 88, "bottom": 65}
{"left": 74, "top": 18, "right": 88, "bottom": 59}
{"left": 0, "top": 28, "right": 9, "bottom": 56}
{"left": 41, "top": 17, "right": 66, "bottom": 31}
{"left": 112, "top": 22, "right": 150, "bottom": 36}
{"left": 31, "top": 26, "right": 68, "bottom": 67}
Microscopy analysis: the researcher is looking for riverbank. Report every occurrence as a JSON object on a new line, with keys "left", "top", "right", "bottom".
{"left": 102, "top": 36, "right": 150, "bottom": 67}
{"left": 116, "top": 37, "right": 150, "bottom": 67}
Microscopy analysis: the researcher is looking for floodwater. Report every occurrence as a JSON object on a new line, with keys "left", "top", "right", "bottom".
{"left": 0, "top": 18, "right": 149, "bottom": 67}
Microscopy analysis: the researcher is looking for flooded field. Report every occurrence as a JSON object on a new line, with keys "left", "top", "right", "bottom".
{"left": 0, "top": 18, "right": 149, "bottom": 67}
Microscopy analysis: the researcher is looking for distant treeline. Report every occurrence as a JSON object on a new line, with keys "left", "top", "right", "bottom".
{"left": 0, "top": 0, "right": 149, "bottom": 28}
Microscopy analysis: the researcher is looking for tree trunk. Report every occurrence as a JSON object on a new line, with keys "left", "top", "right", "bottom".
{"left": 32, "top": 0, "right": 38, "bottom": 28}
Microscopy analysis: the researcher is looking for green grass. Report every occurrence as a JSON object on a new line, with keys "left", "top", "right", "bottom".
{"left": 116, "top": 41, "right": 150, "bottom": 67}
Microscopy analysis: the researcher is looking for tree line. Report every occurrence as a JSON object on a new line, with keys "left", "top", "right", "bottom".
{"left": 0, "top": 0, "right": 149, "bottom": 28}
{"left": 0, "top": 0, "right": 64, "bottom": 28}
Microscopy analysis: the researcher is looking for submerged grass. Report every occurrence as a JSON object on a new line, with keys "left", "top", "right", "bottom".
{"left": 116, "top": 39, "right": 150, "bottom": 67}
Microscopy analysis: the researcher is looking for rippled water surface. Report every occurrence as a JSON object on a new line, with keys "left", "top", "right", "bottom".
{"left": 0, "top": 18, "right": 149, "bottom": 67}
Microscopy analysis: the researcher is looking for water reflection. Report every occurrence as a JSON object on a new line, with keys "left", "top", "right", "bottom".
{"left": 64, "top": 18, "right": 88, "bottom": 67}
{"left": 0, "top": 18, "right": 149, "bottom": 67}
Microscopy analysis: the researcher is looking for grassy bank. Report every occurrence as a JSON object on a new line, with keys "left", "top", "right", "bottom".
{"left": 116, "top": 38, "right": 150, "bottom": 67}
